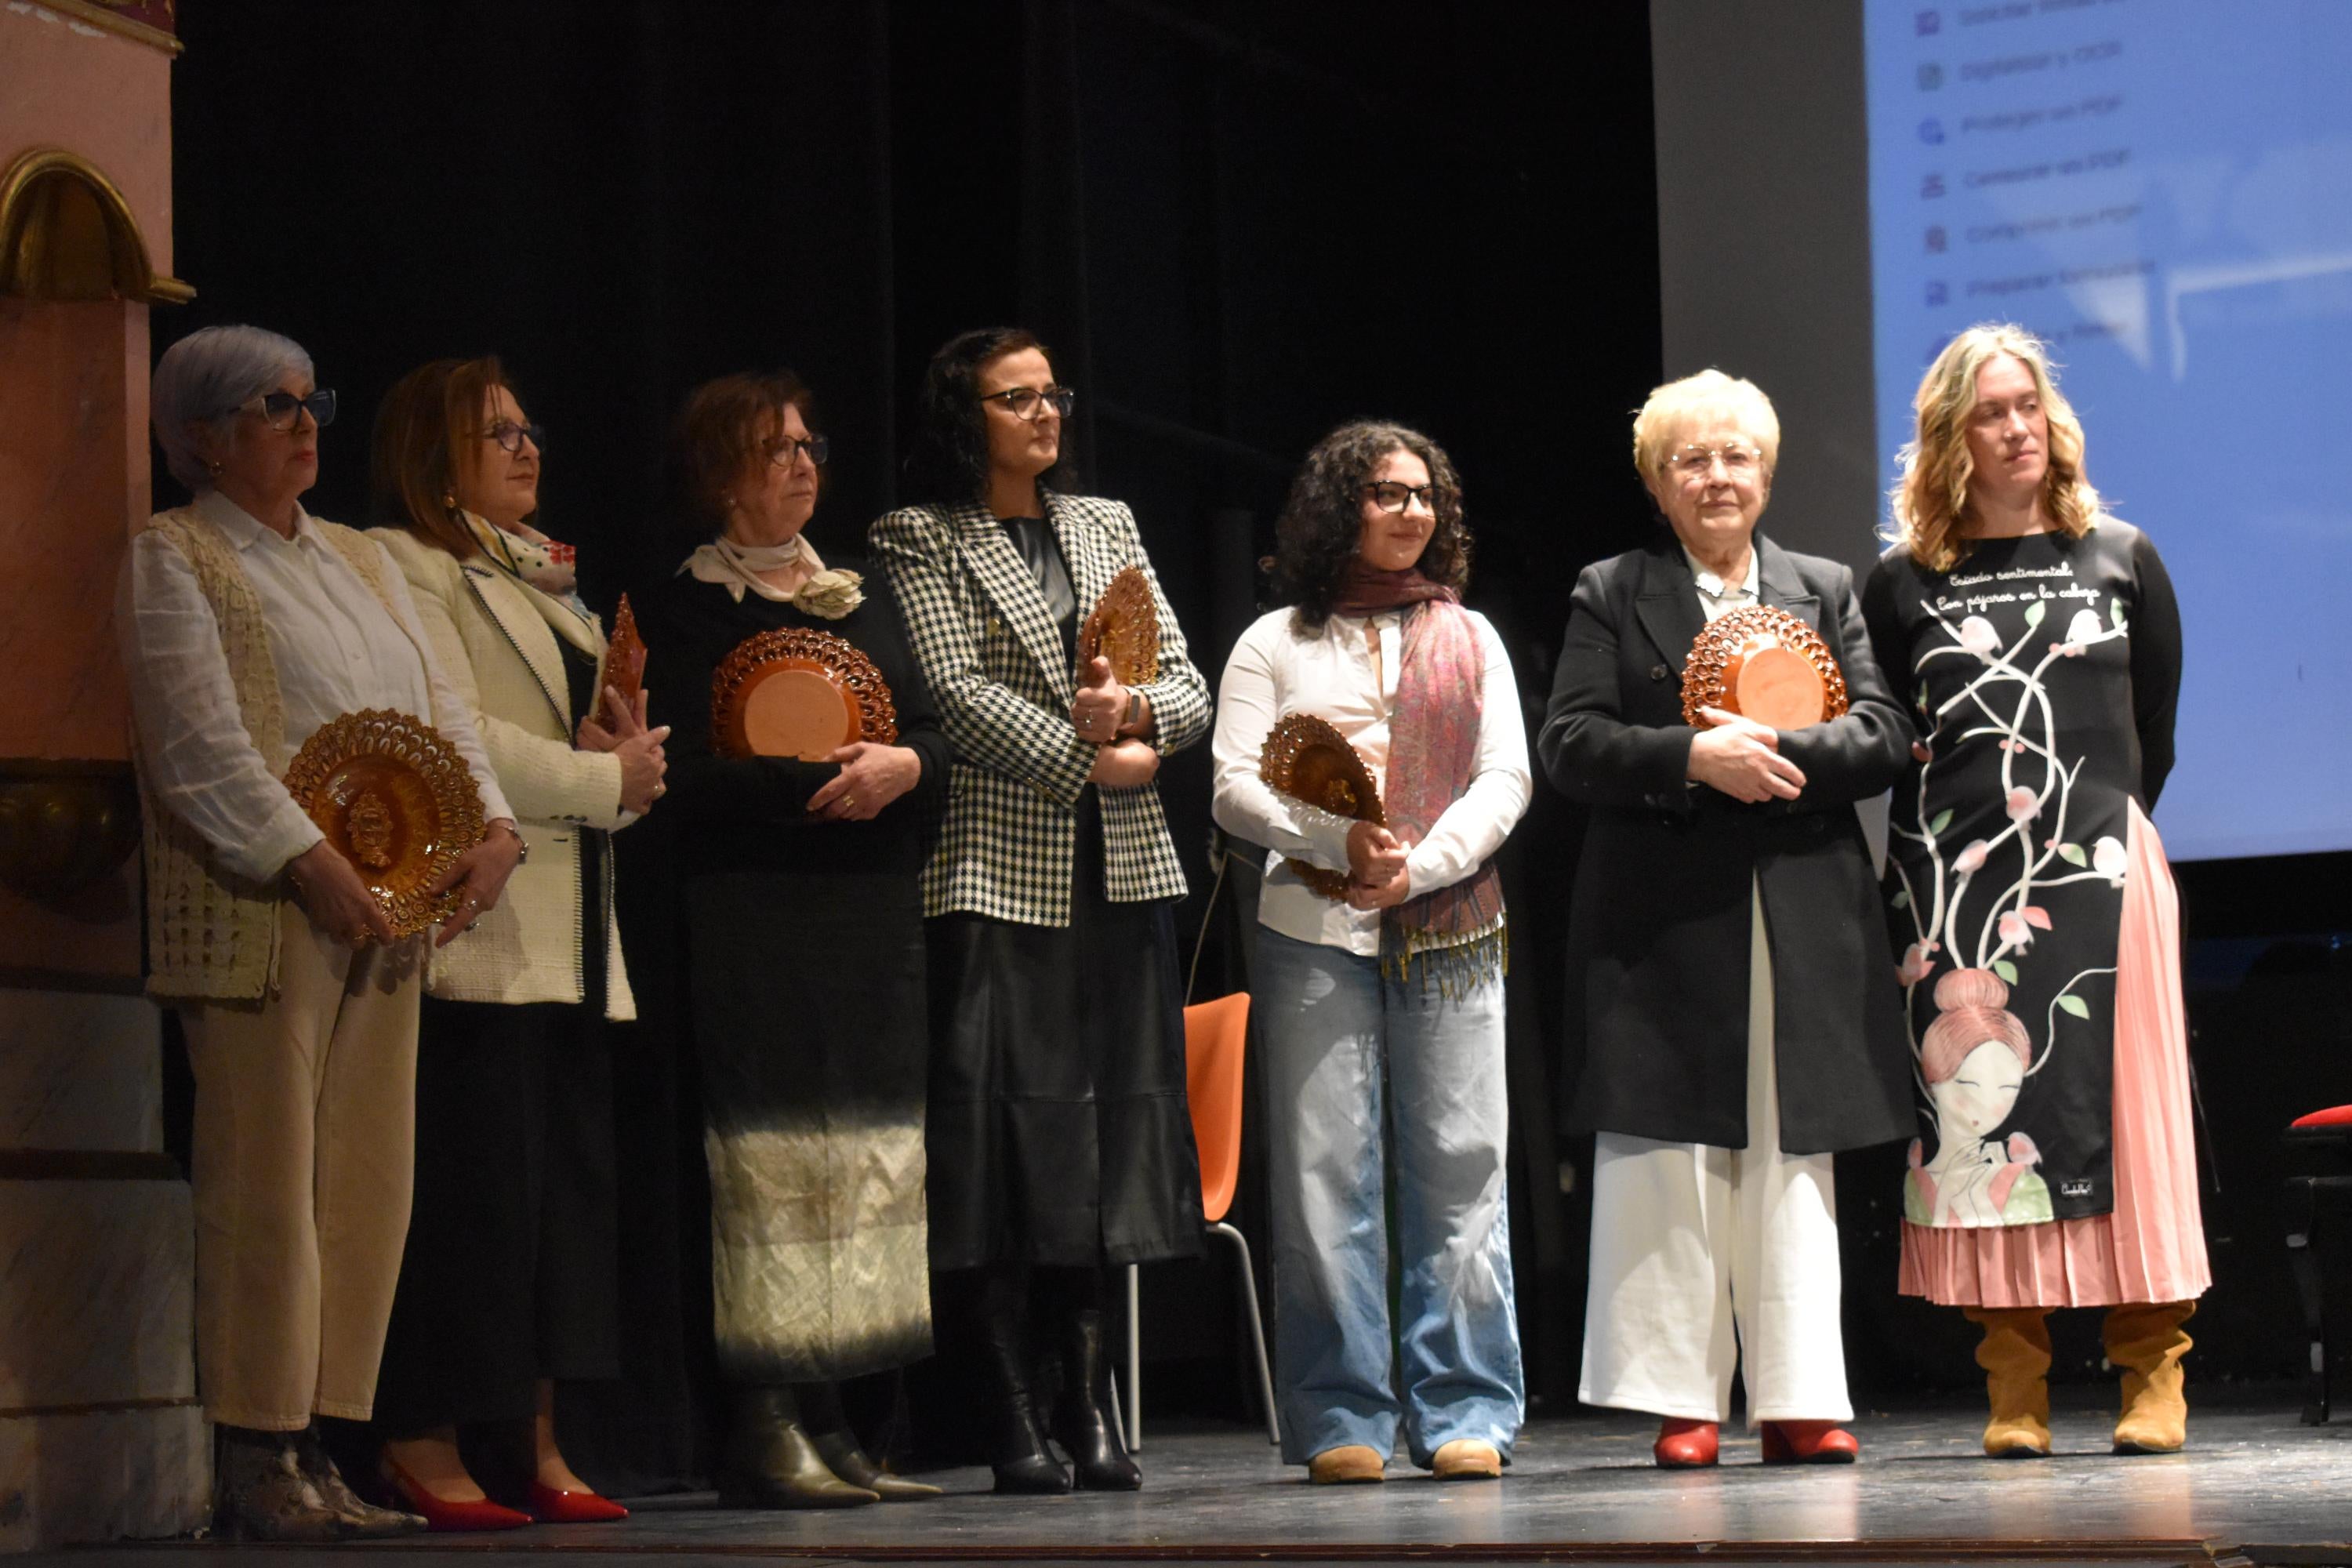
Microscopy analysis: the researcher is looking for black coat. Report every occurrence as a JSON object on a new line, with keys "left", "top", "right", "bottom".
{"left": 1537, "top": 533, "right": 1912, "bottom": 1155}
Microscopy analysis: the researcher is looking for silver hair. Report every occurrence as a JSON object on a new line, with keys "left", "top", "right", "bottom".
{"left": 151, "top": 325, "right": 315, "bottom": 493}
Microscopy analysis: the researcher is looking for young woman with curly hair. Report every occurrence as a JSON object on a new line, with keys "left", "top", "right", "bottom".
{"left": 1210, "top": 419, "right": 1530, "bottom": 1485}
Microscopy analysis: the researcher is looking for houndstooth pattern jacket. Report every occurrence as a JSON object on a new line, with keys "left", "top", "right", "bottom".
{"left": 869, "top": 491, "right": 1211, "bottom": 926}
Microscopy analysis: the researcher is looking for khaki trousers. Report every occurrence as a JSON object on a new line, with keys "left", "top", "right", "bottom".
{"left": 181, "top": 901, "right": 421, "bottom": 1430}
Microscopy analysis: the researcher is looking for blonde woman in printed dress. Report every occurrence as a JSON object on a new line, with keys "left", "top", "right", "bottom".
{"left": 1864, "top": 323, "right": 2205, "bottom": 1459}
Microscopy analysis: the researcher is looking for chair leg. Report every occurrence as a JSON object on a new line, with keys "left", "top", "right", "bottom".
{"left": 2286, "top": 1177, "right": 2329, "bottom": 1425}
{"left": 1211, "top": 1221, "right": 1280, "bottom": 1446}
{"left": 1124, "top": 1262, "right": 1142, "bottom": 1453}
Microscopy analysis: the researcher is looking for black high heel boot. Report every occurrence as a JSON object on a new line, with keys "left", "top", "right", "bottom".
{"left": 718, "top": 1386, "right": 879, "bottom": 1508}
{"left": 1051, "top": 1305, "right": 1142, "bottom": 1490}
{"left": 969, "top": 1268, "right": 1070, "bottom": 1494}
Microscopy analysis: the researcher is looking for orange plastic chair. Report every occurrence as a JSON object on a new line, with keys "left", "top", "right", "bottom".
{"left": 1120, "top": 992, "right": 1279, "bottom": 1450}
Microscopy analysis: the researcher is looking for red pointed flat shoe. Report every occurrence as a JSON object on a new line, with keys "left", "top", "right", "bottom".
{"left": 1759, "top": 1420, "right": 1859, "bottom": 1465}
{"left": 379, "top": 1455, "right": 533, "bottom": 1531}
{"left": 1653, "top": 1417, "right": 1719, "bottom": 1468}
{"left": 528, "top": 1481, "right": 629, "bottom": 1523}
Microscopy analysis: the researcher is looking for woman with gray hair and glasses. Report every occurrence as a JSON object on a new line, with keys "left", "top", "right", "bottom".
{"left": 122, "top": 325, "right": 522, "bottom": 1540}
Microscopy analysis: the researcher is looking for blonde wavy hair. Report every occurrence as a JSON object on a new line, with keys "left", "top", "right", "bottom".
{"left": 1888, "top": 324, "right": 2104, "bottom": 571}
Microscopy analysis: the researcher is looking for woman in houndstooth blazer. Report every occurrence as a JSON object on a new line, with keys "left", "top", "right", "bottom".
{"left": 870, "top": 328, "right": 1209, "bottom": 1496}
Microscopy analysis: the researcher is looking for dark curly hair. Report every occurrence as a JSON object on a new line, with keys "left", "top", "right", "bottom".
{"left": 902, "top": 326, "right": 1077, "bottom": 506}
{"left": 1267, "top": 420, "right": 1470, "bottom": 632}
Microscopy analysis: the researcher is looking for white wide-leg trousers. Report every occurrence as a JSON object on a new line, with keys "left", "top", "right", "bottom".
{"left": 1579, "top": 880, "right": 1853, "bottom": 1427}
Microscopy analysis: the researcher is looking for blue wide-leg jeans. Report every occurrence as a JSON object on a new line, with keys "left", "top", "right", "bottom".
{"left": 1254, "top": 925, "right": 1523, "bottom": 1468}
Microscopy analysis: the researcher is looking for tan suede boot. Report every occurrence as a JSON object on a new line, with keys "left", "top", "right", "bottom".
{"left": 1962, "top": 1305, "right": 2053, "bottom": 1457}
{"left": 2107, "top": 1300, "right": 2194, "bottom": 1454}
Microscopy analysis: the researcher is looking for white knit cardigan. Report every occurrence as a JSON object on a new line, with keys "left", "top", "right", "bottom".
{"left": 372, "top": 524, "right": 637, "bottom": 1018}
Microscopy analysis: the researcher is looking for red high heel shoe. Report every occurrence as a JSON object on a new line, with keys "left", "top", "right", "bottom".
{"left": 379, "top": 1454, "right": 532, "bottom": 1532}
{"left": 1759, "top": 1420, "right": 1859, "bottom": 1465}
{"left": 528, "top": 1481, "right": 629, "bottom": 1523}
{"left": 1653, "top": 1417, "right": 1719, "bottom": 1468}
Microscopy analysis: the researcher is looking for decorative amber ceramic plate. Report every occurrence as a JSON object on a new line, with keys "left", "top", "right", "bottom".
{"left": 602, "top": 593, "right": 648, "bottom": 713}
{"left": 1078, "top": 565, "right": 1160, "bottom": 685}
{"left": 281, "top": 710, "right": 486, "bottom": 938}
{"left": 1258, "top": 712, "right": 1383, "bottom": 901}
{"left": 1682, "top": 604, "right": 1850, "bottom": 731}
{"left": 712, "top": 627, "right": 898, "bottom": 760}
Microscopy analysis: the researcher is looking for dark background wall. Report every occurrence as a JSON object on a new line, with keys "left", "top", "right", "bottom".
{"left": 162, "top": 0, "right": 2347, "bottom": 1466}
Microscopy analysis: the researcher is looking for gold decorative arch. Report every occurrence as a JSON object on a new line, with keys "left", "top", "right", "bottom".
{"left": 0, "top": 148, "right": 193, "bottom": 304}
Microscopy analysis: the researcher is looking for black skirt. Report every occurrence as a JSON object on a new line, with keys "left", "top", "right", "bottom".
{"left": 925, "top": 792, "right": 1204, "bottom": 1271}
{"left": 373, "top": 996, "right": 620, "bottom": 1432}
{"left": 689, "top": 866, "right": 933, "bottom": 1383}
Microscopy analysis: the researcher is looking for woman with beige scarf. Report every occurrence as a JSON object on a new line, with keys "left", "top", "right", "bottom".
{"left": 633, "top": 370, "right": 950, "bottom": 1508}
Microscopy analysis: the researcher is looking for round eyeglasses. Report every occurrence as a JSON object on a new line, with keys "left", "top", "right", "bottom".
{"left": 979, "top": 385, "right": 1076, "bottom": 423}
{"left": 238, "top": 389, "right": 337, "bottom": 433}
{"left": 479, "top": 419, "right": 546, "bottom": 456}
{"left": 1666, "top": 443, "right": 1762, "bottom": 481}
{"left": 768, "top": 434, "right": 831, "bottom": 470}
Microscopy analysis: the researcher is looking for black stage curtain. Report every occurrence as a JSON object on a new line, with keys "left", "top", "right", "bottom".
{"left": 168, "top": 0, "right": 1667, "bottom": 1483}
{"left": 165, "top": 0, "right": 2343, "bottom": 1475}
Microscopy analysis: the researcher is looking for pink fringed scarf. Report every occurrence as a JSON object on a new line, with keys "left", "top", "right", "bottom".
{"left": 1334, "top": 564, "right": 1508, "bottom": 992}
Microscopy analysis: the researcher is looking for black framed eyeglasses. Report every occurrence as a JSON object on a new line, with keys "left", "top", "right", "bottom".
{"left": 1362, "top": 481, "right": 1436, "bottom": 514}
{"left": 239, "top": 388, "right": 337, "bottom": 432}
{"left": 768, "top": 434, "right": 831, "bottom": 470}
{"left": 479, "top": 419, "right": 546, "bottom": 456}
{"left": 979, "top": 385, "right": 1076, "bottom": 423}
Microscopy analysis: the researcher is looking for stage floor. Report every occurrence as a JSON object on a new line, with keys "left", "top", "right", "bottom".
{"left": 49, "top": 1396, "right": 2352, "bottom": 1567}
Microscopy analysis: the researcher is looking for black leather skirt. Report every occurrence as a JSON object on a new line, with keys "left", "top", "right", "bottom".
{"left": 924, "top": 791, "right": 1204, "bottom": 1271}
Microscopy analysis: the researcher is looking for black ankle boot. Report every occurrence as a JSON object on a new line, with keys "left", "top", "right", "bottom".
{"left": 718, "top": 1386, "right": 879, "bottom": 1508}
{"left": 1051, "top": 1308, "right": 1142, "bottom": 1490}
{"left": 971, "top": 1274, "right": 1070, "bottom": 1494}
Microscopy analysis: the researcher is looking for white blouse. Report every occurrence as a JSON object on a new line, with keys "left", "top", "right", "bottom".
{"left": 118, "top": 489, "right": 512, "bottom": 884}
{"left": 1210, "top": 604, "right": 1530, "bottom": 956}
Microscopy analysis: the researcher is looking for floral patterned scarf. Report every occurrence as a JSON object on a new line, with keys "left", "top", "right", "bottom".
{"left": 1336, "top": 563, "right": 1507, "bottom": 992}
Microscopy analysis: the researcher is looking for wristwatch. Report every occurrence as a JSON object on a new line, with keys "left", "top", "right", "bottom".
{"left": 1123, "top": 688, "right": 1145, "bottom": 732}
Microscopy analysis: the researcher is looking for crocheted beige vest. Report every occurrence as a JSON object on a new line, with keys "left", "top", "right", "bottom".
{"left": 138, "top": 507, "right": 421, "bottom": 1002}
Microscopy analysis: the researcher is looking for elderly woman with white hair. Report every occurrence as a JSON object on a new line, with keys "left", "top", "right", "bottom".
{"left": 1536, "top": 369, "right": 1911, "bottom": 1468}
{"left": 121, "top": 325, "right": 523, "bottom": 1538}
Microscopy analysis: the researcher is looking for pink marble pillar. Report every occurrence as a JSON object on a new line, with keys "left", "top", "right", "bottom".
{"left": 0, "top": 3, "right": 208, "bottom": 1548}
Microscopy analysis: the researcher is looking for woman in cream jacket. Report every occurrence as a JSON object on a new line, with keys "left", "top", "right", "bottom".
{"left": 365, "top": 358, "right": 667, "bottom": 1528}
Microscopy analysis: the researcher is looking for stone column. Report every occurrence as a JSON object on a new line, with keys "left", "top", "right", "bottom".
{"left": 0, "top": 1, "right": 206, "bottom": 1548}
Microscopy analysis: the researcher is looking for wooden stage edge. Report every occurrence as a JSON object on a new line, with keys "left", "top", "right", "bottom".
{"left": 60, "top": 1401, "right": 2352, "bottom": 1568}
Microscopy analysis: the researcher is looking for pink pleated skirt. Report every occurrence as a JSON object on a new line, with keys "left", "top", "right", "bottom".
{"left": 1898, "top": 800, "right": 2212, "bottom": 1308}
